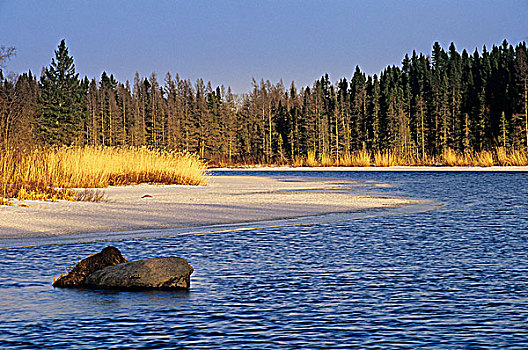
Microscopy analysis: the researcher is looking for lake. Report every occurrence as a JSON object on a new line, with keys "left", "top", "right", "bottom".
{"left": 1, "top": 170, "right": 527, "bottom": 349}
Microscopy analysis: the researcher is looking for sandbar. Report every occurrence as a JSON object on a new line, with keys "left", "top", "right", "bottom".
{"left": 0, "top": 175, "right": 417, "bottom": 239}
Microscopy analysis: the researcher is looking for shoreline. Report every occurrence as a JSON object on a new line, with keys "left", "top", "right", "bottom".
{"left": 210, "top": 165, "right": 528, "bottom": 172}
{"left": 0, "top": 175, "right": 419, "bottom": 244}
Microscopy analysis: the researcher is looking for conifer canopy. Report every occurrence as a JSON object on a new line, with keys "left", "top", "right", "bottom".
{"left": 37, "top": 39, "right": 85, "bottom": 145}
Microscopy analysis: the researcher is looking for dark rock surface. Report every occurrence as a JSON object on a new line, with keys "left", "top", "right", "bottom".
{"left": 83, "top": 257, "right": 193, "bottom": 290}
{"left": 53, "top": 246, "right": 193, "bottom": 290}
{"left": 53, "top": 246, "right": 127, "bottom": 287}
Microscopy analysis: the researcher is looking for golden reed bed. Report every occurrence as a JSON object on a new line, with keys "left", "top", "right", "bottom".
{"left": 1, "top": 146, "right": 526, "bottom": 204}
{"left": 287, "top": 148, "right": 528, "bottom": 168}
{"left": 0, "top": 146, "right": 207, "bottom": 204}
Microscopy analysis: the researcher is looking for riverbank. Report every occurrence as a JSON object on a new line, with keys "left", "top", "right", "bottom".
{"left": 213, "top": 165, "right": 528, "bottom": 172}
{"left": 0, "top": 175, "right": 417, "bottom": 239}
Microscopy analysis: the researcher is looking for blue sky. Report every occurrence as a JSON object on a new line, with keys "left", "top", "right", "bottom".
{"left": 1, "top": 0, "right": 527, "bottom": 93}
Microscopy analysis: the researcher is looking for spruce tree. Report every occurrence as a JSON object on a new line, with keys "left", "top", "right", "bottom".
{"left": 37, "top": 39, "right": 85, "bottom": 145}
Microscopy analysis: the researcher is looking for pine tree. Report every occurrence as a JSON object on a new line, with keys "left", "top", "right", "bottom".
{"left": 366, "top": 75, "right": 381, "bottom": 151}
{"left": 86, "top": 78, "right": 100, "bottom": 145}
{"left": 514, "top": 43, "right": 528, "bottom": 149}
{"left": 37, "top": 39, "right": 85, "bottom": 145}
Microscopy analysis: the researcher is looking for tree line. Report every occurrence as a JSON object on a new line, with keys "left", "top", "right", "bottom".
{"left": 1, "top": 39, "right": 527, "bottom": 163}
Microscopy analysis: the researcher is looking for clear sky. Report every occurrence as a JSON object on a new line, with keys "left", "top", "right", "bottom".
{"left": 1, "top": 0, "right": 527, "bottom": 93}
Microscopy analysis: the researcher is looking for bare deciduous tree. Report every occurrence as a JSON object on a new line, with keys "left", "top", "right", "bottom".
{"left": 0, "top": 46, "right": 16, "bottom": 68}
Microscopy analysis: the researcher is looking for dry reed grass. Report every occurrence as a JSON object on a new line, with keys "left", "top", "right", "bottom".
{"left": 508, "top": 149, "right": 528, "bottom": 166}
{"left": 292, "top": 156, "right": 304, "bottom": 167}
{"left": 442, "top": 149, "right": 469, "bottom": 166}
{"left": 373, "top": 151, "right": 407, "bottom": 167}
{"left": 298, "top": 148, "right": 528, "bottom": 167}
{"left": 441, "top": 148, "right": 527, "bottom": 167}
{"left": 419, "top": 154, "right": 437, "bottom": 166}
{"left": 305, "top": 151, "right": 318, "bottom": 167}
{"left": 495, "top": 147, "right": 528, "bottom": 166}
{"left": 319, "top": 153, "right": 334, "bottom": 167}
{"left": 74, "top": 189, "right": 107, "bottom": 202}
{"left": 476, "top": 151, "right": 494, "bottom": 167}
{"left": 495, "top": 147, "right": 508, "bottom": 166}
{"left": 0, "top": 146, "right": 207, "bottom": 204}
{"left": 340, "top": 151, "right": 372, "bottom": 167}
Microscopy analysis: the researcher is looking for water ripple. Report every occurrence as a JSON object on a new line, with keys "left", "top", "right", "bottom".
{"left": 1, "top": 171, "right": 528, "bottom": 349}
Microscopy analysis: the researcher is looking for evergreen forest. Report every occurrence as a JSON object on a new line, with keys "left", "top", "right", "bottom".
{"left": 1, "top": 39, "right": 528, "bottom": 165}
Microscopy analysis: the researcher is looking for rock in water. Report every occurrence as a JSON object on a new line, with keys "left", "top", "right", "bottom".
{"left": 53, "top": 246, "right": 128, "bottom": 288}
{"left": 53, "top": 247, "right": 193, "bottom": 290}
{"left": 83, "top": 257, "right": 193, "bottom": 290}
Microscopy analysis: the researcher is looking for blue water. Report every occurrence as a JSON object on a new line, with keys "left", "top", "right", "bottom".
{"left": 1, "top": 170, "right": 528, "bottom": 349}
